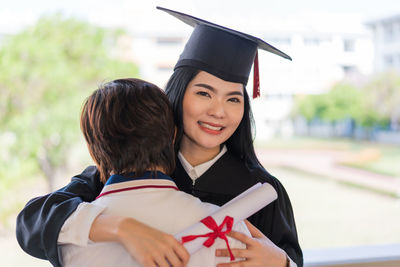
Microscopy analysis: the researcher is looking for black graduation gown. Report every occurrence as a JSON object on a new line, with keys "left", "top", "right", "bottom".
{"left": 172, "top": 151, "right": 303, "bottom": 266}
{"left": 16, "top": 166, "right": 103, "bottom": 267}
{"left": 16, "top": 154, "right": 303, "bottom": 267}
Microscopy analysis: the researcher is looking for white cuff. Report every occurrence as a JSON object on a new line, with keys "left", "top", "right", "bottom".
{"left": 58, "top": 202, "right": 107, "bottom": 246}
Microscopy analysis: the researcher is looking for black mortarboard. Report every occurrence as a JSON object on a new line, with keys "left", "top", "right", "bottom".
{"left": 157, "top": 6, "right": 292, "bottom": 98}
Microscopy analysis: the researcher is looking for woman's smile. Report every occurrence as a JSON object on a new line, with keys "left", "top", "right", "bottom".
{"left": 180, "top": 71, "right": 244, "bottom": 156}
{"left": 198, "top": 121, "right": 225, "bottom": 134}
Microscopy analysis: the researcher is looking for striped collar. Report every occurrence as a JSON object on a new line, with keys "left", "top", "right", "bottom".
{"left": 97, "top": 171, "right": 179, "bottom": 199}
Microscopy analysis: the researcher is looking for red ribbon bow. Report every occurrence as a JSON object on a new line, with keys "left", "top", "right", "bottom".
{"left": 181, "top": 216, "right": 235, "bottom": 261}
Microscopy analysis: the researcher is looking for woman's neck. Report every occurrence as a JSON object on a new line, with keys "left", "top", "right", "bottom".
{"left": 180, "top": 140, "right": 221, "bottom": 167}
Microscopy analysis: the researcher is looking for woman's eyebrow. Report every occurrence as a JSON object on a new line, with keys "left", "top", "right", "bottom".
{"left": 194, "top": 83, "right": 215, "bottom": 91}
{"left": 227, "top": 91, "right": 244, "bottom": 97}
{"left": 194, "top": 83, "right": 243, "bottom": 96}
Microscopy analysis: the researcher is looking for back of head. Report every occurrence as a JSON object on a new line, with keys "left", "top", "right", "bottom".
{"left": 81, "top": 78, "right": 175, "bottom": 183}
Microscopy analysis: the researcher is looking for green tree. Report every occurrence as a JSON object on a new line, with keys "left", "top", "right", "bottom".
{"left": 362, "top": 71, "right": 400, "bottom": 128}
{"left": 0, "top": 14, "right": 138, "bottom": 191}
{"left": 323, "top": 83, "right": 362, "bottom": 121}
{"left": 292, "top": 81, "right": 390, "bottom": 128}
{"left": 292, "top": 93, "right": 329, "bottom": 121}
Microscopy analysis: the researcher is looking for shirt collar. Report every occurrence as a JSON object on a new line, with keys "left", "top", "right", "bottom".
{"left": 178, "top": 145, "right": 227, "bottom": 182}
{"left": 105, "top": 171, "right": 173, "bottom": 185}
{"left": 97, "top": 171, "right": 179, "bottom": 199}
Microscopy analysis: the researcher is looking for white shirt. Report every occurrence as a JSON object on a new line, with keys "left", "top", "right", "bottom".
{"left": 178, "top": 145, "right": 227, "bottom": 184}
{"left": 60, "top": 176, "right": 249, "bottom": 267}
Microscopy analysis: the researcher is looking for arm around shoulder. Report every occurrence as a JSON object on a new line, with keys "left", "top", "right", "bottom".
{"left": 16, "top": 166, "right": 102, "bottom": 266}
{"left": 87, "top": 215, "right": 190, "bottom": 267}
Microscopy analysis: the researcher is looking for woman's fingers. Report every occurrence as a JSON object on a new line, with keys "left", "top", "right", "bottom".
{"left": 216, "top": 259, "right": 247, "bottom": 267}
{"left": 153, "top": 252, "right": 174, "bottom": 267}
{"left": 243, "top": 220, "right": 264, "bottom": 238}
{"left": 173, "top": 241, "right": 190, "bottom": 265}
{"left": 216, "top": 227, "right": 287, "bottom": 267}
{"left": 117, "top": 218, "right": 189, "bottom": 267}
{"left": 152, "top": 236, "right": 188, "bottom": 267}
{"left": 216, "top": 248, "right": 249, "bottom": 259}
{"left": 164, "top": 249, "right": 183, "bottom": 267}
{"left": 163, "top": 237, "right": 189, "bottom": 267}
{"left": 226, "top": 230, "right": 256, "bottom": 247}
{"left": 139, "top": 241, "right": 185, "bottom": 267}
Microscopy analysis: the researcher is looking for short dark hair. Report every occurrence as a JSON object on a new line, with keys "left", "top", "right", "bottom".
{"left": 81, "top": 78, "right": 176, "bottom": 183}
{"left": 165, "top": 67, "right": 263, "bottom": 171}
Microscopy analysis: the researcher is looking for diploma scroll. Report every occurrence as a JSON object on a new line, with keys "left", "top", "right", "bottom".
{"left": 175, "top": 182, "right": 277, "bottom": 254}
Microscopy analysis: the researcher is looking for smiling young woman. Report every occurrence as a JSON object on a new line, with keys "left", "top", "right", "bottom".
{"left": 165, "top": 65, "right": 301, "bottom": 267}
{"left": 180, "top": 71, "right": 245, "bottom": 165}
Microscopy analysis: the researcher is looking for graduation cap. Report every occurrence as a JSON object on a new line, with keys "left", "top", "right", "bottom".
{"left": 157, "top": 6, "right": 292, "bottom": 98}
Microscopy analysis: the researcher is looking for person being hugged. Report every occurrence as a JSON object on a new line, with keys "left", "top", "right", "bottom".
{"left": 60, "top": 78, "right": 250, "bottom": 267}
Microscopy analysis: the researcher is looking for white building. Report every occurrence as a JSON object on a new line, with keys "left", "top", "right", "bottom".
{"left": 366, "top": 14, "right": 400, "bottom": 72}
{"left": 251, "top": 14, "right": 374, "bottom": 139}
{"left": 116, "top": 10, "right": 374, "bottom": 140}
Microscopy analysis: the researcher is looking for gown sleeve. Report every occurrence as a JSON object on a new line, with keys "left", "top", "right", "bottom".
{"left": 16, "top": 165, "right": 103, "bottom": 267}
{"left": 248, "top": 173, "right": 303, "bottom": 267}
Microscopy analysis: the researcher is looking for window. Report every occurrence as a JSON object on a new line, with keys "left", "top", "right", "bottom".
{"left": 343, "top": 39, "right": 355, "bottom": 52}
{"left": 342, "top": 65, "right": 356, "bottom": 74}
{"left": 384, "top": 54, "right": 394, "bottom": 67}
{"left": 304, "top": 38, "right": 320, "bottom": 46}
{"left": 383, "top": 23, "right": 394, "bottom": 42}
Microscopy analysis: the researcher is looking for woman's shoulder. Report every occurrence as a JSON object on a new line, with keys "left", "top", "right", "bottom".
{"left": 211, "top": 152, "right": 285, "bottom": 189}
{"left": 219, "top": 152, "right": 280, "bottom": 183}
{"left": 250, "top": 167, "right": 278, "bottom": 183}
{"left": 249, "top": 167, "right": 295, "bottom": 208}
{"left": 251, "top": 167, "right": 289, "bottom": 190}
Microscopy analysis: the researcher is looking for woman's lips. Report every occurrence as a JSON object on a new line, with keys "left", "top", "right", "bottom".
{"left": 198, "top": 121, "right": 224, "bottom": 134}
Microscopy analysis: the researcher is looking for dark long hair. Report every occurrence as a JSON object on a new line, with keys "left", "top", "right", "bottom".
{"left": 165, "top": 66, "right": 264, "bottom": 171}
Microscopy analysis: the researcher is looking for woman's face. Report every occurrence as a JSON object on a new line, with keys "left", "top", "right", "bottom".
{"left": 181, "top": 71, "right": 244, "bottom": 153}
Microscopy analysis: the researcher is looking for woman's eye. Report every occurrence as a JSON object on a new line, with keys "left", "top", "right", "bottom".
{"left": 196, "top": 91, "right": 210, "bottom": 97}
{"left": 228, "top": 97, "right": 241, "bottom": 103}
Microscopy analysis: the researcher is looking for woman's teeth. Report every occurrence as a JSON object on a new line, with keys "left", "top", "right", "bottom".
{"left": 199, "top": 122, "right": 222, "bottom": 131}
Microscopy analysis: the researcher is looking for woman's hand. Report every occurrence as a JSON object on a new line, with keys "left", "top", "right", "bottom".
{"left": 89, "top": 215, "right": 190, "bottom": 267}
{"left": 215, "top": 220, "right": 287, "bottom": 267}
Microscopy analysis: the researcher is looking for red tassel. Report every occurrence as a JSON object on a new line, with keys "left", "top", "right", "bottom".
{"left": 253, "top": 51, "right": 260, "bottom": 99}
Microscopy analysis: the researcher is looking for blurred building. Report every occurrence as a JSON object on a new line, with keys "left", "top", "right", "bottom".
{"left": 125, "top": 32, "right": 187, "bottom": 88}
{"left": 98, "top": 9, "right": 377, "bottom": 140}
{"left": 250, "top": 14, "right": 373, "bottom": 139}
{"left": 366, "top": 14, "right": 400, "bottom": 72}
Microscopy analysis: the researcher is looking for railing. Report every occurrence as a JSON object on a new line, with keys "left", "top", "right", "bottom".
{"left": 304, "top": 243, "right": 400, "bottom": 267}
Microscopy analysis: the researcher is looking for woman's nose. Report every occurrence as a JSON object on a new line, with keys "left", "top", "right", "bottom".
{"left": 207, "top": 100, "right": 225, "bottom": 118}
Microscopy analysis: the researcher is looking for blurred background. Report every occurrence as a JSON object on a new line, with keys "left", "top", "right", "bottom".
{"left": 1, "top": 0, "right": 400, "bottom": 266}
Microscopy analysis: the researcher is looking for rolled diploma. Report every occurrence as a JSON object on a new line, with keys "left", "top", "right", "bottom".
{"left": 174, "top": 182, "right": 277, "bottom": 254}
